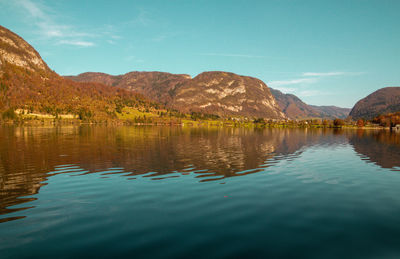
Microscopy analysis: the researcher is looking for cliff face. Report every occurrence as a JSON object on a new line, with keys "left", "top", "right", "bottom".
{"left": 171, "top": 71, "right": 285, "bottom": 119}
{"left": 270, "top": 88, "right": 350, "bottom": 119}
{"left": 68, "top": 71, "right": 286, "bottom": 119}
{"left": 0, "top": 26, "right": 50, "bottom": 73}
{"left": 349, "top": 87, "right": 400, "bottom": 120}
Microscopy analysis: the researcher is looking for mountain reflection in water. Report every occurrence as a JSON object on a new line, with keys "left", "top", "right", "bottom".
{"left": 0, "top": 126, "right": 399, "bottom": 223}
{"left": 349, "top": 129, "right": 400, "bottom": 170}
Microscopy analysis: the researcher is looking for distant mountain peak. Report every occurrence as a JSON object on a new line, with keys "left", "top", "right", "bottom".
{"left": 270, "top": 88, "right": 350, "bottom": 119}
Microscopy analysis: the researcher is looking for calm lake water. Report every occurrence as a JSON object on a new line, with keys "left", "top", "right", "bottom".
{"left": 1, "top": 126, "right": 400, "bottom": 258}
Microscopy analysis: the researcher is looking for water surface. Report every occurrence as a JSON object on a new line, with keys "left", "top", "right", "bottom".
{"left": 1, "top": 126, "right": 400, "bottom": 258}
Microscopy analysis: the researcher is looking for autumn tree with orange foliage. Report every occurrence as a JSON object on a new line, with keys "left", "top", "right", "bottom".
{"left": 0, "top": 61, "right": 159, "bottom": 121}
{"left": 356, "top": 119, "right": 365, "bottom": 127}
{"left": 372, "top": 112, "right": 400, "bottom": 127}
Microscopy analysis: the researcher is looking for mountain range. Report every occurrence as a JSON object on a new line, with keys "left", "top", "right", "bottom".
{"left": 269, "top": 88, "right": 351, "bottom": 119}
{"left": 67, "top": 71, "right": 286, "bottom": 119}
{"left": 67, "top": 71, "right": 352, "bottom": 120}
{"left": 1, "top": 25, "right": 399, "bottom": 122}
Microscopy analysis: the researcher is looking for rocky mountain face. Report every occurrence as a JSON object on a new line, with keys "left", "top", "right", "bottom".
{"left": 68, "top": 71, "right": 286, "bottom": 119}
{"left": 65, "top": 71, "right": 191, "bottom": 105}
{"left": 171, "top": 72, "right": 285, "bottom": 119}
{"left": 0, "top": 25, "right": 153, "bottom": 119}
{"left": 349, "top": 87, "right": 400, "bottom": 120}
{"left": 0, "top": 26, "right": 50, "bottom": 74}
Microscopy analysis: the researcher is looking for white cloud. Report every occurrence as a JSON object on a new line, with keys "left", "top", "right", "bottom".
{"left": 269, "top": 70, "right": 364, "bottom": 93}
{"left": 303, "top": 71, "right": 364, "bottom": 77}
{"left": 303, "top": 72, "right": 345, "bottom": 77}
{"left": 269, "top": 70, "right": 359, "bottom": 99}
{"left": 15, "top": 0, "right": 95, "bottom": 47}
{"left": 272, "top": 87, "right": 296, "bottom": 93}
{"left": 58, "top": 40, "right": 94, "bottom": 47}
{"left": 19, "top": 0, "right": 46, "bottom": 19}
{"left": 268, "top": 78, "right": 317, "bottom": 87}
{"left": 297, "top": 90, "right": 322, "bottom": 97}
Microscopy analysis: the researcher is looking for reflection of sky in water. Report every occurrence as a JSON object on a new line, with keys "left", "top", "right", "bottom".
{"left": 1, "top": 127, "right": 400, "bottom": 224}
{"left": 2, "top": 127, "right": 400, "bottom": 258}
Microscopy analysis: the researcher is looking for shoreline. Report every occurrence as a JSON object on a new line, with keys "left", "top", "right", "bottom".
{"left": 0, "top": 119, "right": 393, "bottom": 130}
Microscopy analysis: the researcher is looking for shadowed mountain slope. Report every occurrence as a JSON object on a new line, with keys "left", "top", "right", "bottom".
{"left": 270, "top": 88, "right": 350, "bottom": 119}
{"left": 349, "top": 87, "right": 400, "bottom": 120}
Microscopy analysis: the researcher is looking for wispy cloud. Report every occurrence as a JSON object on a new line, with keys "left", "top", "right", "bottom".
{"left": 268, "top": 78, "right": 317, "bottom": 88}
{"left": 297, "top": 90, "right": 323, "bottom": 97}
{"left": 269, "top": 70, "right": 362, "bottom": 98}
{"left": 200, "top": 53, "right": 266, "bottom": 59}
{"left": 123, "top": 8, "right": 154, "bottom": 27}
{"left": 303, "top": 72, "right": 345, "bottom": 77}
{"left": 273, "top": 87, "right": 328, "bottom": 97}
{"left": 303, "top": 71, "right": 365, "bottom": 77}
{"left": 125, "top": 55, "right": 144, "bottom": 63}
{"left": 58, "top": 40, "right": 95, "bottom": 47}
{"left": 272, "top": 87, "right": 296, "bottom": 93}
{"left": 106, "top": 40, "right": 116, "bottom": 45}
{"left": 152, "top": 31, "right": 180, "bottom": 42}
{"left": 17, "top": 0, "right": 46, "bottom": 19}
{"left": 269, "top": 70, "right": 364, "bottom": 91}
{"left": 15, "top": 0, "right": 95, "bottom": 47}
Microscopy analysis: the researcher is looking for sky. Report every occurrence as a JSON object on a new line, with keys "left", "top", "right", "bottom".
{"left": 0, "top": 0, "right": 399, "bottom": 108}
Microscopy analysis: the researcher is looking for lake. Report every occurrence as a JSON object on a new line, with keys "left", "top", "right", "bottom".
{"left": 1, "top": 126, "right": 400, "bottom": 258}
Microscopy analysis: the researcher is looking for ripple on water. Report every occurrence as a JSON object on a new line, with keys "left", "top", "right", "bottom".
{"left": 2, "top": 127, "right": 400, "bottom": 258}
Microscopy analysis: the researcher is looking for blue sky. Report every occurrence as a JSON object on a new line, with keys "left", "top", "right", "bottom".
{"left": 0, "top": 0, "right": 399, "bottom": 108}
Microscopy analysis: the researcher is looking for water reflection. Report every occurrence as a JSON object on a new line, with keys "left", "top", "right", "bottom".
{"left": 1, "top": 126, "right": 399, "bottom": 222}
{"left": 348, "top": 129, "right": 400, "bottom": 170}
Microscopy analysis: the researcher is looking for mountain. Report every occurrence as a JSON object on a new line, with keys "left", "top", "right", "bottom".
{"left": 0, "top": 25, "right": 154, "bottom": 121}
{"left": 67, "top": 71, "right": 286, "bottom": 119}
{"left": 270, "top": 88, "right": 350, "bottom": 119}
{"left": 310, "top": 105, "right": 351, "bottom": 119}
{"left": 65, "top": 71, "right": 191, "bottom": 105}
{"left": 171, "top": 72, "right": 285, "bottom": 119}
{"left": 349, "top": 87, "right": 400, "bottom": 120}
{"left": 0, "top": 26, "right": 50, "bottom": 73}
{"left": 269, "top": 88, "right": 320, "bottom": 119}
